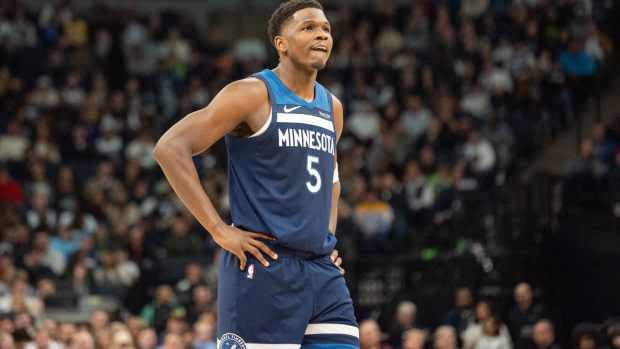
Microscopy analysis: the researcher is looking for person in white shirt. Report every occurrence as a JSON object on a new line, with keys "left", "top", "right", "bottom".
{"left": 463, "top": 301, "right": 512, "bottom": 349}
{"left": 475, "top": 317, "right": 512, "bottom": 349}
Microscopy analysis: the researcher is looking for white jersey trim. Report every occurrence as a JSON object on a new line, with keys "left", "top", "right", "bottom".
{"left": 304, "top": 323, "right": 360, "bottom": 338}
{"left": 217, "top": 339, "right": 300, "bottom": 349}
{"left": 276, "top": 113, "right": 335, "bottom": 132}
{"left": 248, "top": 107, "right": 272, "bottom": 138}
{"left": 333, "top": 164, "right": 339, "bottom": 183}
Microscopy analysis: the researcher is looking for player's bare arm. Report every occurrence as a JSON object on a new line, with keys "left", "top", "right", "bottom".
{"left": 153, "top": 78, "right": 278, "bottom": 271}
{"left": 329, "top": 94, "right": 345, "bottom": 274}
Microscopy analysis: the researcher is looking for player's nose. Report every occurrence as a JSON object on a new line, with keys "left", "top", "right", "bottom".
{"left": 315, "top": 29, "right": 329, "bottom": 41}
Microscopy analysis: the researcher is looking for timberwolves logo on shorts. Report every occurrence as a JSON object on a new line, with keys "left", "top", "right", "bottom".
{"left": 219, "top": 333, "right": 247, "bottom": 349}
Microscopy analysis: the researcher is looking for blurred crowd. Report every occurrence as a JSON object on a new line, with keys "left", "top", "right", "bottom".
{"left": 0, "top": 0, "right": 617, "bottom": 348}
{"left": 564, "top": 114, "right": 620, "bottom": 214}
{"left": 360, "top": 282, "right": 620, "bottom": 349}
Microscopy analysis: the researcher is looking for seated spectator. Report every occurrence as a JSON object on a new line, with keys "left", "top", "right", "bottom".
{"left": 475, "top": 317, "right": 512, "bottom": 349}
{"left": 388, "top": 301, "right": 418, "bottom": 347}
{"left": 137, "top": 328, "right": 158, "bottom": 349}
{"left": 0, "top": 279, "right": 43, "bottom": 317}
{"left": 443, "top": 287, "right": 476, "bottom": 335}
{"left": 25, "top": 231, "right": 65, "bottom": 277}
{"left": 71, "top": 330, "right": 96, "bottom": 349}
{"left": 141, "top": 285, "right": 182, "bottom": 333}
{"left": 531, "top": 320, "right": 561, "bottom": 349}
{"left": 508, "top": 283, "right": 548, "bottom": 349}
{"left": 175, "top": 262, "right": 207, "bottom": 307}
{"left": 0, "top": 333, "right": 15, "bottom": 349}
{"left": 25, "top": 194, "right": 57, "bottom": 233}
{"left": 24, "top": 328, "right": 63, "bottom": 349}
{"left": 162, "top": 333, "right": 184, "bottom": 349}
{"left": 360, "top": 319, "right": 393, "bottom": 349}
{"left": 163, "top": 215, "right": 203, "bottom": 258}
{"left": 403, "top": 329, "right": 428, "bottom": 349}
{"left": 353, "top": 190, "right": 394, "bottom": 253}
{"left": 566, "top": 139, "right": 608, "bottom": 179}
{"left": 607, "top": 324, "right": 620, "bottom": 349}
{"left": 571, "top": 323, "right": 600, "bottom": 349}
{"left": 463, "top": 301, "right": 511, "bottom": 349}
{"left": 0, "top": 165, "right": 23, "bottom": 205}
{"left": 110, "top": 328, "right": 136, "bottom": 349}
{"left": 435, "top": 326, "right": 459, "bottom": 349}
{"left": 186, "top": 285, "right": 215, "bottom": 325}
{"left": 93, "top": 248, "right": 139, "bottom": 298}
{"left": 193, "top": 320, "right": 216, "bottom": 349}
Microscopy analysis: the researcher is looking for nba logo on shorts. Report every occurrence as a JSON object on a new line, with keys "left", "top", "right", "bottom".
{"left": 246, "top": 264, "right": 255, "bottom": 279}
{"left": 219, "top": 333, "right": 247, "bottom": 349}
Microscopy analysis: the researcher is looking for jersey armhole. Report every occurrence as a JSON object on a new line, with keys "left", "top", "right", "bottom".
{"left": 231, "top": 75, "right": 273, "bottom": 140}
{"left": 248, "top": 107, "right": 272, "bottom": 138}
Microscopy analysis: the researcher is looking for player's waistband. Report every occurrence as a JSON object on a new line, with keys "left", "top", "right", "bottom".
{"left": 232, "top": 224, "right": 331, "bottom": 260}
{"left": 270, "top": 243, "right": 328, "bottom": 260}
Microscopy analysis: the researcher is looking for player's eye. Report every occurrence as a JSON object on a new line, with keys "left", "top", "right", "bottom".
{"left": 323, "top": 26, "right": 331, "bottom": 33}
{"left": 304, "top": 25, "right": 313, "bottom": 31}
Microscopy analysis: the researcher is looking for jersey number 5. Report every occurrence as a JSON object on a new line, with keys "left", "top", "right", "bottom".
{"left": 306, "top": 155, "right": 321, "bottom": 193}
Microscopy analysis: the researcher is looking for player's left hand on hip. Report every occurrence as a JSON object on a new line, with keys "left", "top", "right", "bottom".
{"left": 330, "top": 249, "right": 345, "bottom": 275}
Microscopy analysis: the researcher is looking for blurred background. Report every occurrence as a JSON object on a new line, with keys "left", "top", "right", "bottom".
{"left": 1, "top": 0, "right": 620, "bottom": 348}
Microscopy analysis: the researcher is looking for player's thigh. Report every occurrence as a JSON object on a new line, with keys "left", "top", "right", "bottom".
{"left": 217, "top": 251, "right": 312, "bottom": 347}
{"left": 301, "top": 257, "right": 359, "bottom": 349}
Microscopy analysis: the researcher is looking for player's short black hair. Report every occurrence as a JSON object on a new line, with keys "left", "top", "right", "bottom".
{"left": 267, "top": 0, "right": 323, "bottom": 45}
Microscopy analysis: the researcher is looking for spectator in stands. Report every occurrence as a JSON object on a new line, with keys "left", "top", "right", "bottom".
{"left": 186, "top": 285, "right": 214, "bottom": 325}
{"left": 162, "top": 333, "right": 185, "bottom": 349}
{"left": 110, "top": 328, "right": 136, "bottom": 349}
{"left": 163, "top": 215, "right": 203, "bottom": 258}
{"left": 531, "top": 320, "right": 561, "bottom": 349}
{"left": 434, "top": 326, "right": 459, "bottom": 349}
{"left": 566, "top": 138, "right": 609, "bottom": 179}
{"left": 463, "top": 130, "right": 496, "bottom": 184}
{"left": 402, "top": 329, "right": 428, "bottom": 349}
{"left": 175, "top": 262, "right": 207, "bottom": 307}
{"left": 463, "top": 301, "right": 511, "bottom": 349}
{"left": 90, "top": 309, "right": 110, "bottom": 333}
{"left": 0, "top": 119, "right": 30, "bottom": 163}
{"left": 360, "top": 319, "right": 393, "bottom": 349}
{"left": 141, "top": 285, "right": 181, "bottom": 333}
{"left": 571, "top": 323, "right": 600, "bottom": 349}
{"left": 606, "top": 324, "right": 620, "bottom": 349}
{"left": 353, "top": 189, "right": 394, "bottom": 253}
{"left": 192, "top": 320, "right": 216, "bottom": 349}
{"left": 137, "top": 328, "right": 158, "bottom": 349}
{"left": 444, "top": 287, "right": 476, "bottom": 335}
{"left": 475, "top": 317, "right": 512, "bottom": 349}
{"left": 508, "top": 283, "right": 547, "bottom": 349}
{"left": 0, "top": 165, "right": 23, "bottom": 205}
{"left": 24, "top": 328, "right": 63, "bottom": 349}
{"left": 389, "top": 301, "right": 418, "bottom": 347}
{"left": 0, "top": 333, "right": 15, "bottom": 349}
{"left": 93, "top": 248, "right": 139, "bottom": 299}
{"left": 71, "top": 330, "right": 96, "bottom": 349}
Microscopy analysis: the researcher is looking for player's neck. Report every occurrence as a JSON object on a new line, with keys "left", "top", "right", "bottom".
{"left": 273, "top": 63, "right": 317, "bottom": 102}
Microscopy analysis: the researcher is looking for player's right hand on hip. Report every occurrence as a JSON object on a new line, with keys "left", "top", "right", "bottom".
{"left": 212, "top": 223, "right": 278, "bottom": 270}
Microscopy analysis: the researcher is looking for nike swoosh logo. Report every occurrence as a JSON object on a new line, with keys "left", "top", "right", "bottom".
{"left": 283, "top": 105, "right": 302, "bottom": 113}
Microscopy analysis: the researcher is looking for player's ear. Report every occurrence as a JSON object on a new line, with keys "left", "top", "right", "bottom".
{"left": 274, "top": 35, "right": 288, "bottom": 55}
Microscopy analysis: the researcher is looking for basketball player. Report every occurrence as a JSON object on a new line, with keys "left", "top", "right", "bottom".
{"left": 153, "top": 1, "right": 358, "bottom": 348}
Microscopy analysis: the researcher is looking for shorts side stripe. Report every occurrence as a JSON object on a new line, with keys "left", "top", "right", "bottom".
{"left": 304, "top": 323, "right": 359, "bottom": 338}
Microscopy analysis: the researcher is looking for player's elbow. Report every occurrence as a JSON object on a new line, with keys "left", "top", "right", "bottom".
{"left": 152, "top": 138, "right": 178, "bottom": 165}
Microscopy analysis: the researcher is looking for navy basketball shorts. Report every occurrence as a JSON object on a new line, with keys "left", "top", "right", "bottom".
{"left": 216, "top": 249, "right": 359, "bottom": 349}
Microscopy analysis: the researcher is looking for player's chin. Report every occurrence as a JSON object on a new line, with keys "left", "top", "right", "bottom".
{"left": 308, "top": 58, "right": 328, "bottom": 70}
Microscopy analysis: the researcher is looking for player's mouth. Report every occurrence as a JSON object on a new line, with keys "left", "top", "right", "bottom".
{"left": 310, "top": 45, "right": 328, "bottom": 53}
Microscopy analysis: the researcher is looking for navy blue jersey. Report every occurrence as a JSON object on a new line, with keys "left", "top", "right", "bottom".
{"left": 225, "top": 69, "right": 337, "bottom": 256}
